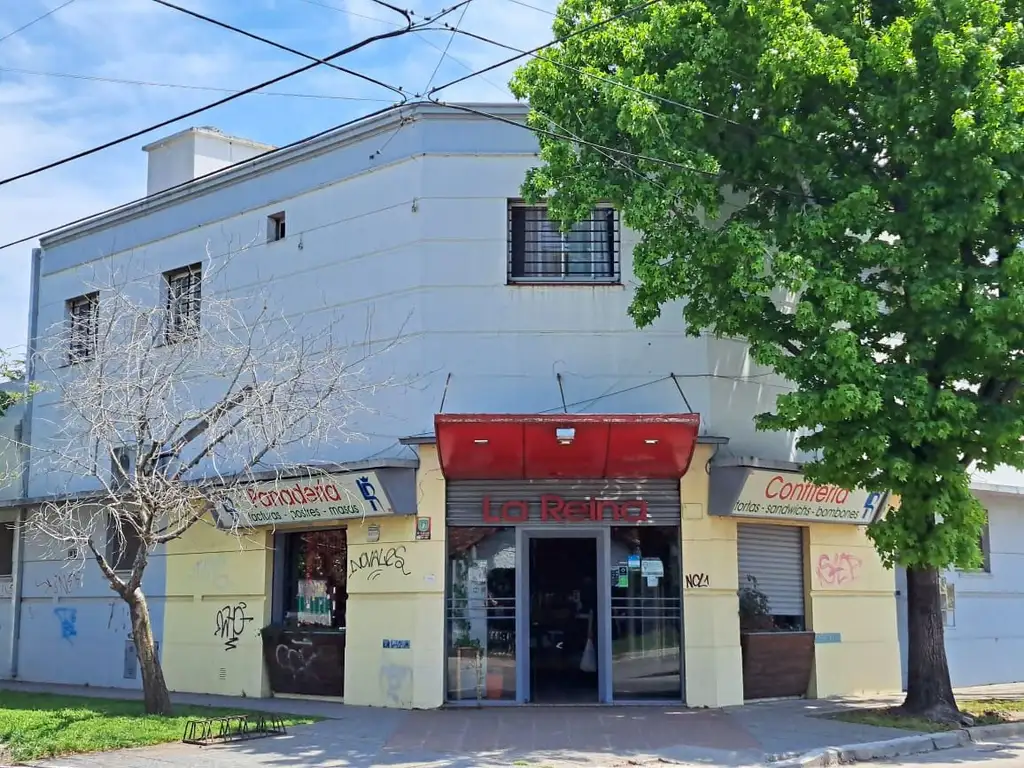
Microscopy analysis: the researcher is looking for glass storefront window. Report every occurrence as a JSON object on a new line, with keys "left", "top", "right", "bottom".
{"left": 610, "top": 526, "right": 682, "bottom": 700}
{"left": 445, "top": 527, "right": 516, "bottom": 702}
{"left": 283, "top": 529, "right": 347, "bottom": 629}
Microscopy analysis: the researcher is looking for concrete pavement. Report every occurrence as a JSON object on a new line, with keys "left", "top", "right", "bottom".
{"left": 2, "top": 680, "right": 1022, "bottom": 767}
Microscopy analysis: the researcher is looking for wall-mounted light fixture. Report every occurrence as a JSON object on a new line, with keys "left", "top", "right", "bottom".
{"left": 556, "top": 427, "right": 576, "bottom": 444}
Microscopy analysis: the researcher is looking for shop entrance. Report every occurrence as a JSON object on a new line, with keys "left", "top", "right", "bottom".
{"left": 526, "top": 533, "right": 601, "bottom": 703}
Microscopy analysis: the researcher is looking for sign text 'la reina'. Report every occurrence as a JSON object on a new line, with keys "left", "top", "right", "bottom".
{"left": 483, "top": 494, "right": 648, "bottom": 524}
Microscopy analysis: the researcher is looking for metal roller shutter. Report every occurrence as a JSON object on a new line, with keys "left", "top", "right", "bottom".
{"left": 446, "top": 479, "right": 681, "bottom": 526}
{"left": 737, "top": 524, "right": 805, "bottom": 616}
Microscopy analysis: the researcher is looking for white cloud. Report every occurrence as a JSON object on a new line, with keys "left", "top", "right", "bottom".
{"left": 0, "top": 0, "right": 558, "bottom": 355}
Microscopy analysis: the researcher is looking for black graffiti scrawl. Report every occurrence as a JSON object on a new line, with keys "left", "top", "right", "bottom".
{"left": 214, "top": 602, "right": 253, "bottom": 650}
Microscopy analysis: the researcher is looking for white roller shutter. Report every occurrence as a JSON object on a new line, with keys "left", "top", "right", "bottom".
{"left": 737, "top": 524, "right": 805, "bottom": 616}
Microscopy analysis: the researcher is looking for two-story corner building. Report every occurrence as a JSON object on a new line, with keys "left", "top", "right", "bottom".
{"left": 2, "top": 101, "right": 905, "bottom": 708}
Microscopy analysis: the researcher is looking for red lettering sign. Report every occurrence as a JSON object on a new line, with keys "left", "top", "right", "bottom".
{"left": 481, "top": 495, "right": 648, "bottom": 524}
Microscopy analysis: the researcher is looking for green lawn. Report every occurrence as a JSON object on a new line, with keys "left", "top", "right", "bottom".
{"left": 0, "top": 690, "right": 319, "bottom": 762}
{"left": 831, "top": 698, "right": 1024, "bottom": 733}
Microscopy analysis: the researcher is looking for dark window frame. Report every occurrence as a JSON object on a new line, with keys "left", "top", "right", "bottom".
{"left": 164, "top": 263, "right": 202, "bottom": 344}
{"left": 268, "top": 212, "right": 287, "bottom": 242}
{"left": 0, "top": 519, "right": 14, "bottom": 578}
{"left": 507, "top": 201, "right": 620, "bottom": 284}
{"left": 67, "top": 292, "right": 99, "bottom": 364}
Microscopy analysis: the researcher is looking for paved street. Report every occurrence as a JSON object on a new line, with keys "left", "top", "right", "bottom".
{"left": 878, "top": 738, "right": 1024, "bottom": 768}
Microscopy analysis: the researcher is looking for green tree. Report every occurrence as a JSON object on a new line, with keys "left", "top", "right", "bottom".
{"left": 511, "top": 0, "right": 1024, "bottom": 721}
{"left": 0, "top": 352, "right": 27, "bottom": 416}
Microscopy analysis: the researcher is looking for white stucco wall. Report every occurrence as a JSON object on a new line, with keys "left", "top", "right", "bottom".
{"left": 29, "top": 105, "right": 801, "bottom": 501}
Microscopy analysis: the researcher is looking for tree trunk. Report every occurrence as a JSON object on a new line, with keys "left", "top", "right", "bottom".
{"left": 900, "top": 566, "right": 962, "bottom": 722}
{"left": 127, "top": 588, "right": 173, "bottom": 716}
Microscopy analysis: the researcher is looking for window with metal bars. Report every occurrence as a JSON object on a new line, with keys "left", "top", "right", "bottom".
{"left": 67, "top": 292, "right": 99, "bottom": 364}
{"left": 164, "top": 263, "right": 202, "bottom": 343}
{"left": 507, "top": 202, "right": 620, "bottom": 283}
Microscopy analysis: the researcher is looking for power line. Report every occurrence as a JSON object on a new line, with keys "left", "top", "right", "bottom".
{"left": 0, "top": 0, "right": 666, "bottom": 251}
{"left": 0, "top": 66, "right": 395, "bottom": 102}
{"left": 421, "top": 0, "right": 473, "bottom": 94}
{"left": 293, "top": 0, "right": 404, "bottom": 28}
{"left": 0, "top": 102, "right": 406, "bottom": 253}
{"left": 0, "top": 0, "right": 446, "bottom": 190}
{"left": 148, "top": 0, "right": 407, "bottom": 100}
{"left": 500, "top": 0, "right": 555, "bottom": 15}
{"left": 0, "top": 0, "right": 77, "bottom": 45}
{"left": 425, "top": 0, "right": 663, "bottom": 96}
{"left": 301, "top": 0, "right": 510, "bottom": 98}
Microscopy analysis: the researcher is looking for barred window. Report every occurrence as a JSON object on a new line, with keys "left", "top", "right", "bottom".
{"left": 165, "top": 264, "right": 201, "bottom": 343}
{"left": 67, "top": 292, "right": 99, "bottom": 364}
{"left": 508, "top": 202, "right": 620, "bottom": 283}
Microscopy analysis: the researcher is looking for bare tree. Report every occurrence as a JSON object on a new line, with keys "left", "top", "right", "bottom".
{"left": 22, "top": 247, "right": 402, "bottom": 715}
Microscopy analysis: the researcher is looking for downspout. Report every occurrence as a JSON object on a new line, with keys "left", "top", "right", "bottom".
{"left": 10, "top": 246, "right": 43, "bottom": 678}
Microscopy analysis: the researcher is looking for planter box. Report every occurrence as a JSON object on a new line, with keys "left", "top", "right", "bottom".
{"left": 740, "top": 631, "right": 814, "bottom": 700}
{"left": 262, "top": 626, "right": 345, "bottom": 697}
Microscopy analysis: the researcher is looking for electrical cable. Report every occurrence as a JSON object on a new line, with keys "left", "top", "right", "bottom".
{"left": 0, "top": 0, "right": 459, "bottom": 191}
{"left": 294, "top": 0, "right": 405, "bottom": 28}
{"left": 0, "top": 66, "right": 395, "bottom": 102}
{"left": 500, "top": 0, "right": 555, "bottom": 16}
{"left": 148, "top": 0, "right": 407, "bottom": 100}
{"left": 0, "top": 103, "right": 404, "bottom": 252}
{"left": 0, "top": 0, "right": 77, "bottom": 45}
{"left": 424, "top": 0, "right": 664, "bottom": 95}
{"left": 421, "top": 0, "right": 472, "bottom": 94}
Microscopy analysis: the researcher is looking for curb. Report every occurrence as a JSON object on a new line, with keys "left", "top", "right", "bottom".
{"left": 766, "top": 721, "right": 1024, "bottom": 767}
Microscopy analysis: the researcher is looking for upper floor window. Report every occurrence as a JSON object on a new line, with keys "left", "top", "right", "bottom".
{"left": 67, "top": 292, "right": 99, "bottom": 364}
{"left": 0, "top": 518, "right": 14, "bottom": 578}
{"left": 268, "top": 211, "right": 286, "bottom": 242}
{"left": 111, "top": 445, "right": 134, "bottom": 489}
{"left": 164, "top": 264, "right": 202, "bottom": 343}
{"left": 958, "top": 511, "right": 991, "bottom": 573}
{"left": 508, "top": 201, "right": 619, "bottom": 284}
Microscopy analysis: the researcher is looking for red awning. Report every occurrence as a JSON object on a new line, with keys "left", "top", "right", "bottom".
{"left": 434, "top": 413, "right": 701, "bottom": 480}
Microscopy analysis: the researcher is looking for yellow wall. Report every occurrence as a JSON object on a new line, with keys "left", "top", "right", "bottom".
{"left": 681, "top": 445, "right": 744, "bottom": 707}
{"left": 342, "top": 445, "right": 447, "bottom": 708}
{"left": 161, "top": 521, "right": 273, "bottom": 697}
{"left": 681, "top": 454, "right": 901, "bottom": 704}
{"left": 806, "top": 523, "right": 902, "bottom": 696}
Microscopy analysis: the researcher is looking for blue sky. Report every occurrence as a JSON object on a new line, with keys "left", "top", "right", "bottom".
{"left": 0, "top": 0, "right": 557, "bottom": 355}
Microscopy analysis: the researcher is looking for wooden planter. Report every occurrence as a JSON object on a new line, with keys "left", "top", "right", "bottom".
{"left": 740, "top": 631, "right": 814, "bottom": 700}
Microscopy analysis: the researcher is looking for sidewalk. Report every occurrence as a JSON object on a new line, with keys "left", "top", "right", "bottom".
{"left": 3, "top": 680, "right": 1022, "bottom": 767}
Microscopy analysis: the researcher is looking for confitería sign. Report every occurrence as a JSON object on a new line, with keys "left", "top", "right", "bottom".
{"left": 212, "top": 471, "right": 394, "bottom": 529}
{"left": 711, "top": 468, "right": 888, "bottom": 525}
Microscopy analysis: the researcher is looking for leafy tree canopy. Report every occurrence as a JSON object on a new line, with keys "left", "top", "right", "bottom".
{"left": 511, "top": 0, "right": 1024, "bottom": 570}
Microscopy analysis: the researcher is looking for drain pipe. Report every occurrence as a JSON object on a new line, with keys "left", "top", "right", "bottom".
{"left": 10, "top": 246, "right": 43, "bottom": 678}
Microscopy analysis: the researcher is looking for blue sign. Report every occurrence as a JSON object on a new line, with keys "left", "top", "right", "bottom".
{"left": 627, "top": 555, "right": 641, "bottom": 570}
{"left": 383, "top": 639, "right": 411, "bottom": 649}
{"left": 815, "top": 632, "right": 842, "bottom": 644}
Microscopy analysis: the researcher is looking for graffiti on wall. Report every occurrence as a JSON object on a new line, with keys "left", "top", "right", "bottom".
{"left": 37, "top": 573, "right": 81, "bottom": 597}
{"left": 349, "top": 546, "right": 412, "bottom": 582}
{"left": 816, "top": 553, "right": 863, "bottom": 587}
{"left": 214, "top": 602, "right": 253, "bottom": 650}
{"left": 0, "top": 580, "right": 12, "bottom": 599}
{"left": 684, "top": 573, "right": 710, "bottom": 589}
{"left": 54, "top": 607, "right": 77, "bottom": 642}
{"left": 275, "top": 643, "right": 318, "bottom": 681}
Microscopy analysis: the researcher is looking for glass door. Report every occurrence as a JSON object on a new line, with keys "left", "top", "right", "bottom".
{"left": 519, "top": 528, "right": 609, "bottom": 703}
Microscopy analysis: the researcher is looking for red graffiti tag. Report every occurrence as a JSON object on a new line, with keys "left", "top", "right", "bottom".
{"left": 816, "top": 553, "right": 863, "bottom": 586}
